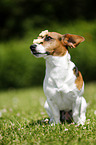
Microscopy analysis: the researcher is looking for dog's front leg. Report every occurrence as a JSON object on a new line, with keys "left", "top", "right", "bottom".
{"left": 46, "top": 98, "right": 60, "bottom": 124}
{"left": 44, "top": 100, "right": 54, "bottom": 123}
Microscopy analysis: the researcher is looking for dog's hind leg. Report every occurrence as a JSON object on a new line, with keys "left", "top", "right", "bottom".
{"left": 79, "top": 97, "right": 87, "bottom": 125}
{"left": 72, "top": 96, "right": 87, "bottom": 125}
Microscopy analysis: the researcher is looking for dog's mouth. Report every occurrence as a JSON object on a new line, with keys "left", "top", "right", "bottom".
{"left": 31, "top": 51, "right": 40, "bottom": 55}
{"left": 30, "top": 47, "right": 50, "bottom": 57}
{"left": 31, "top": 51, "right": 43, "bottom": 57}
{"left": 32, "top": 51, "right": 50, "bottom": 57}
{"left": 30, "top": 45, "right": 39, "bottom": 56}
{"left": 30, "top": 44, "right": 50, "bottom": 57}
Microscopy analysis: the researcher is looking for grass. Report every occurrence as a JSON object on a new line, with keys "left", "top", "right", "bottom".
{"left": 0, "top": 83, "right": 96, "bottom": 145}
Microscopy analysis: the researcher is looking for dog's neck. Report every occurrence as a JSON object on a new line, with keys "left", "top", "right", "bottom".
{"left": 45, "top": 51, "right": 71, "bottom": 69}
{"left": 44, "top": 51, "right": 75, "bottom": 88}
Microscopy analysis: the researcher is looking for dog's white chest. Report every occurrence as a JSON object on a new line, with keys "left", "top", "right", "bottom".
{"left": 43, "top": 52, "right": 81, "bottom": 111}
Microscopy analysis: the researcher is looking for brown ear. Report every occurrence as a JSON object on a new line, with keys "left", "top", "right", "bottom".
{"left": 62, "top": 34, "right": 85, "bottom": 48}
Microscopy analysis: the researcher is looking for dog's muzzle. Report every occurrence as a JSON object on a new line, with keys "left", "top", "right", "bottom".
{"left": 30, "top": 44, "right": 42, "bottom": 56}
{"left": 30, "top": 44, "right": 37, "bottom": 54}
{"left": 30, "top": 44, "right": 50, "bottom": 56}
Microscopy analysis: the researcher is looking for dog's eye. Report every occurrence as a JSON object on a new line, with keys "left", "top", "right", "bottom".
{"left": 45, "top": 36, "right": 53, "bottom": 41}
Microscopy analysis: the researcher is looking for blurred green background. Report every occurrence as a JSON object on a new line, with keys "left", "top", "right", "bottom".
{"left": 0, "top": 0, "right": 96, "bottom": 89}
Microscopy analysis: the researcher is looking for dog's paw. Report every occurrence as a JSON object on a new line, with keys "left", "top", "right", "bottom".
{"left": 49, "top": 118, "right": 55, "bottom": 124}
{"left": 50, "top": 123, "right": 55, "bottom": 126}
{"left": 50, "top": 119, "right": 55, "bottom": 126}
{"left": 77, "top": 118, "right": 86, "bottom": 126}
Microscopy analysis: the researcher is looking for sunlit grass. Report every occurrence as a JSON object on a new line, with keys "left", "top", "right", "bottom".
{"left": 0, "top": 83, "right": 96, "bottom": 144}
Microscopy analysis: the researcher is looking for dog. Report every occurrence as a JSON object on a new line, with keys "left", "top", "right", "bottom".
{"left": 30, "top": 30, "right": 87, "bottom": 125}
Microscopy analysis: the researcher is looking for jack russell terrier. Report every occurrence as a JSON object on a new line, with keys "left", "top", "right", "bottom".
{"left": 30, "top": 30, "right": 87, "bottom": 125}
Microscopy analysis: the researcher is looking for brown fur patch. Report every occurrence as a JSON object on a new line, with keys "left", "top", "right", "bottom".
{"left": 75, "top": 71, "right": 83, "bottom": 90}
{"left": 33, "top": 31, "right": 85, "bottom": 57}
{"left": 63, "top": 34, "right": 85, "bottom": 48}
{"left": 42, "top": 32, "right": 67, "bottom": 56}
{"left": 48, "top": 32, "right": 63, "bottom": 39}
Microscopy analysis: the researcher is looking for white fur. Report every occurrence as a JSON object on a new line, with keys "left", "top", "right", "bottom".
{"left": 32, "top": 44, "right": 87, "bottom": 125}
{"left": 36, "top": 44, "right": 46, "bottom": 54}
{"left": 43, "top": 52, "right": 87, "bottom": 125}
{"left": 39, "top": 30, "right": 48, "bottom": 37}
{"left": 33, "top": 39, "right": 43, "bottom": 44}
{"left": 33, "top": 30, "right": 48, "bottom": 44}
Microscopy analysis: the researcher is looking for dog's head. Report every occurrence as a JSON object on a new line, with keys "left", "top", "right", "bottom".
{"left": 30, "top": 30, "right": 85, "bottom": 57}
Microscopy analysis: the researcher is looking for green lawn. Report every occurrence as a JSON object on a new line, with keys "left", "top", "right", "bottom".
{"left": 0, "top": 83, "right": 96, "bottom": 145}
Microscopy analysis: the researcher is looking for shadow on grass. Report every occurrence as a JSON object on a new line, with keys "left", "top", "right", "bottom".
{"left": 28, "top": 117, "right": 73, "bottom": 128}
{"left": 28, "top": 118, "right": 50, "bottom": 127}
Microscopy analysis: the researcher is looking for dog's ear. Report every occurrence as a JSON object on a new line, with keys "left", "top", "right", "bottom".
{"left": 62, "top": 34, "right": 85, "bottom": 48}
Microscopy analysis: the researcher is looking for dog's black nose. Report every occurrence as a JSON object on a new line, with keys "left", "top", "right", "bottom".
{"left": 30, "top": 44, "right": 36, "bottom": 51}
